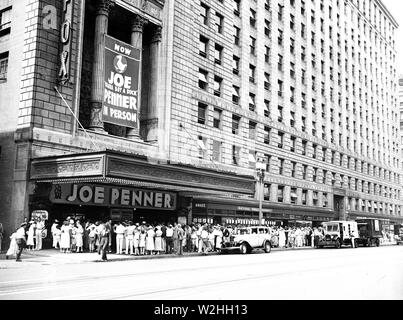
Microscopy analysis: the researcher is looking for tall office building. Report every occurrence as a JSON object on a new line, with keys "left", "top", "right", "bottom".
{"left": 0, "top": 0, "right": 402, "bottom": 244}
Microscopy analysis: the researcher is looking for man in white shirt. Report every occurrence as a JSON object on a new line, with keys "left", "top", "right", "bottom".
{"left": 114, "top": 222, "right": 126, "bottom": 254}
{"left": 165, "top": 224, "right": 174, "bottom": 254}
{"left": 51, "top": 220, "right": 60, "bottom": 249}
{"left": 35, "top": 218, "right": 45, "bottom": 251}
{"left": 125, "top": 221, "right": 136, "bottom": 255}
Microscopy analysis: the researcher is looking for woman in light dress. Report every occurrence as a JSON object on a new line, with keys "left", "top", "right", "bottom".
{"left": 154, "top": 226, "right": 163, "bottom": 254}
{"left": 75, "top": 220, "right": 84, "bottom": 252}
{"left": 139, "top": 229, "right": 146, "bottom": 255}
{"left": 6, "top": 231, "right": 17, "bottom": 259}
{"left": 60, "top": 221, "right": 71, "bottom": 253}
{"left": 146, "top": 226, "right": 155, "bottom": 255}
{"left": 26, "top": 221, "right": 36, "bottom": 251}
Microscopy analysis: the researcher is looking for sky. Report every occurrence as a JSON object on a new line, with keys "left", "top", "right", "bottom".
{"left": 382, "top": 0, "right": 403, "bottom": 75}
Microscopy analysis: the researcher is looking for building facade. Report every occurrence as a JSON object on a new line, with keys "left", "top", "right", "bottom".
{"left": 0, "top": 0, "right": 403, "bottom": 246}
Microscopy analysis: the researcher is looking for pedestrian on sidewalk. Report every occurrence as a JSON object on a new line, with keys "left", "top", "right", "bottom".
{"left": 154, "top": 225, "right": 163, "bottom": 255}
{"left": 60, "top": 220, "right": 71, "bottom": 253}
{"left": 87, "top": 221, "right": 97, "bottom": 252}
{"left": 176, "top": 224, "right": 184, "bottom": 255}
{"left": 139, "top": 228, "right": 146, "bottom": 255}
{"left": 6, "top": 229, "right": 17, "bottom": 259}
{"left": 125, "top": 221, "right": 135, "bottom": 255}
{"left": 51, "top": 220, "right": 60, "bottom": 249}
{"left": 98, "top": 222, "right": 109, "bottom": 261}
{"left": 146, "top": 225, "right": 155, "bottom": 255}
{"left": 75, "top": 220, "right": 84, "bottom": 253}
{"left": 35, "top": 217, "right": 45, "bottom": 251}
{"left": 114, "top": 221, "right": 125, "bottom": 254}
{"left": 165, "top": 224, "right": 174, "bottom": 254}
{"left": 26, "top": 220, "right": 36, "bottom": 251}
{"left": 133, "top": 225, "right": 140, "bottom": 255}
{"left": 15, "top": 222, "right": 27, "bottom": 262}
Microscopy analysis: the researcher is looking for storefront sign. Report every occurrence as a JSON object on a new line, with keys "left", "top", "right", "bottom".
{"left": 31, "top": 210, "right": 49, "bottom": 221}
{"left": 58, "top": 0, "right": 74, "bottom": 82}
{"left": 103, "top": 35, "right": 141, "bottom": 129}
{"left": 50, "top": 183, "right": 177, "bottom": 210}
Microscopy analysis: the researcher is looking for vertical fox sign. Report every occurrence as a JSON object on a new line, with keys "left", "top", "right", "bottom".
{"left": 58, "top": 0, "right": 74, "bottom": 83}
{"left": 103, "top": 35, "right": 141, "bottom": 129}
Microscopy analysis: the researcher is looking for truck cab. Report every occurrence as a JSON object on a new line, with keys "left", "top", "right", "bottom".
{"left": 355, "top": 218, "right": 382, "bottom": 247}
{"left": 317, "top": 221, "right": 358, "bottom": 249}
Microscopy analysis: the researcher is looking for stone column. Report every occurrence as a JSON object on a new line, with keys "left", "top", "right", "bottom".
{"left": 126, "top": 15, "right": 147, "bottom": 139}
{"left": 283, "top": 185, "right": 291, "bottom": 204}
{"left": 89, "top": 0, "right": 114, "bottom": 132}
{"left": 144, "top": 26, "right": 162, "bottom": 142}
{"left": 307, "top": 190, "right": 313, "bottom": 207}
{"left": 270, "top": 184, "right": 278, "bottom": 202}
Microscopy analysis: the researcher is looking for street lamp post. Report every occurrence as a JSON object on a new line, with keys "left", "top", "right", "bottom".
{"left": 256, "top": 159, "right": 266, "bottom": 225}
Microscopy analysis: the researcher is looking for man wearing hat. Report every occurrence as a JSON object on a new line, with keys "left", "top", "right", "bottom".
{"left": 15, "top": 223, "right": 27, "bottom": 261}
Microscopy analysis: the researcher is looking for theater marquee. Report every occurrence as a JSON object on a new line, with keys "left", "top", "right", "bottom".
{"left": 49, "top": 183, "right": 177, "bottom": 210}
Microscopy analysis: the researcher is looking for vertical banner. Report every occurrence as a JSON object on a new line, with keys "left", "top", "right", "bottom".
{"left": 103, "top": 35, "right": 141, "bottom": 128}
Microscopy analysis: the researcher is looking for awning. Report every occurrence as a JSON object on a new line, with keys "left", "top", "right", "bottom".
{"left": 198, "top": 72, "right": 207, "bottom": 82}
{"left": 290, "top": 192, "right": 298, "bottom": 198}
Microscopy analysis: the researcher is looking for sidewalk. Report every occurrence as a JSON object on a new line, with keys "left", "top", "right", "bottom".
{"left": 0, "top": 242, "right": 397, "bottom": 264}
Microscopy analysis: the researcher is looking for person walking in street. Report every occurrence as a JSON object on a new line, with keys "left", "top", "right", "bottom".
{"left": 98, "top": 222, "right": 110, "bottom": 261}
{"left": 15, "top": 222, "right": 27, "bottom": 262}
{"left": 26, "top": 220, "right": 36, "bottom": 251}
{"left": 106, "top": 219, "right": 113, "bottom": 253}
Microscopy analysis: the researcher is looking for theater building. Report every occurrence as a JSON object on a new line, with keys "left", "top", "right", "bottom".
{"left": 1, "top": 0, "right": 403, "bottom": 246}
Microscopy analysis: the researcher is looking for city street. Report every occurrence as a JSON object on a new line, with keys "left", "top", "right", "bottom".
{"left": 0, "top": 245, "right": 402, "bottom": 300}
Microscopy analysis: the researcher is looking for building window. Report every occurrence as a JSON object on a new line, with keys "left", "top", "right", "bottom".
{"left": 0, "top": 7, "right": 12, "bottom": 33}
{"left": 250, "top": 36, "right": 256, "bottom": 55}
{"left": 214, "top": 44, "right": 223, "bottom": 64}
{"left": 291, "top": 161, "right": 296, "bottom": 178}
{"left": 290, "top": 187, "right": 298, "bottom": 204}
{"left": 278, "top": 186, "right": 284, "bottom": 203}
{"left": 197, "top": 136, "right": 207, "bottom": 159}
{"left": 249, "top": 121, "right": 256, "bottom": 139}
{"left": 198, "top": 69, "right": 208, "bottom": 90}
{"left": 233, "top": 0, "right": 240, "bottom": 16}
{"left": 264, "top": 100, "right": 270, "bottom": 117}
{"left": 249, "top": 93, "right": 256, "bottom": 112}
{"left": 199, "top": 35, "right": 208, "bottom": 57}
{"left": 197, "top": 102, "right": 207, "bottom": 124}
{"left": 232, "top": 145, "right": 241, "bottom": 165}
{"left": 0, "top": 52, "right": 9, "bottom": 81}
{"left": 212, "top": 140, "right": 222, "bottom": 162}
{"left": 215, "top": 12, "right": 223, "bottom": 34}
{"left": 278, "top": 132, "right": 284, "bottom": 148}
{"left": 232, "top": 85, "right": 240, "bottom": 104}
{"left": 233, "top": 26, "right": 240, "bottom": 45}
{"left": 249, "top": 64, "right": 256, "bottom": 83}
{"left": 277, "top": 80, "right": 283, "bottom": 97}
{"left": 248, "top": 150, "right": 256, "bottom": 169}
{"left": 233, "top": 55, "right": 240, "bottom": 74}
{"left": 200, "top": 3, "right": 209, "bottom": 25}
{"left": 278, "top": 54, "right": 283, "bottom": 71}
{"left": 265, "top": 20, "right": 271, "bottom": 37}
{"left": 232, "top": 115, "right": 240, "bottom": 134}
{"left": 213, "top": 108, "right": 222, "bottom": 129}
{"left": 213, "top": 76, "right": 222, "bottom": 96}
{"left": 250, "top": 9, "right": 256, "bottom": 28}
{"left": 264, "top": 126, "right": 271, "bottom": 144}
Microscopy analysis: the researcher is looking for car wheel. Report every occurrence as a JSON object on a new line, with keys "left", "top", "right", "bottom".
{"left": 240, "top": 243, "right": 249, "bottom": 254}
{"left": 264, "top": 241, "right": 271, "bottom": 253}
{"left": 336, "top": 240, "right": 341, "bottom": 249}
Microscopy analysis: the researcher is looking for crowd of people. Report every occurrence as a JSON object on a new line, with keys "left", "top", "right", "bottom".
{"left": 7, "top": 215, "right": 400, "bottom": 262}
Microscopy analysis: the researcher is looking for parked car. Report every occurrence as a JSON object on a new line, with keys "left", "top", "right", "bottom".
{"left": 317, "top": 221, "right": 358, "bottom": 249}
{"left": 355, "top": 218, "right": 382, "bottom": 247}
{"left": 221, "top": 226, "right": 272, "bottom": 254}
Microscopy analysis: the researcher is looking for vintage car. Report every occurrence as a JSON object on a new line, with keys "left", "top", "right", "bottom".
{"left": 355, "top": 218, "right": 382, "bottom": 247}
{"left": 317, "top": 221, "right": 358, "bottom": 249}
{"left": 221, "top": 226, "right": 272, "bottom": 254}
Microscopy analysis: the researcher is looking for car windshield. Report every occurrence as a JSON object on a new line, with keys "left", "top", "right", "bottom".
{"left": 238, "top": 229, "right": 250, "bottom": 235}
{"left": 326, "top": 224, "right": 339, "bottom": 232}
